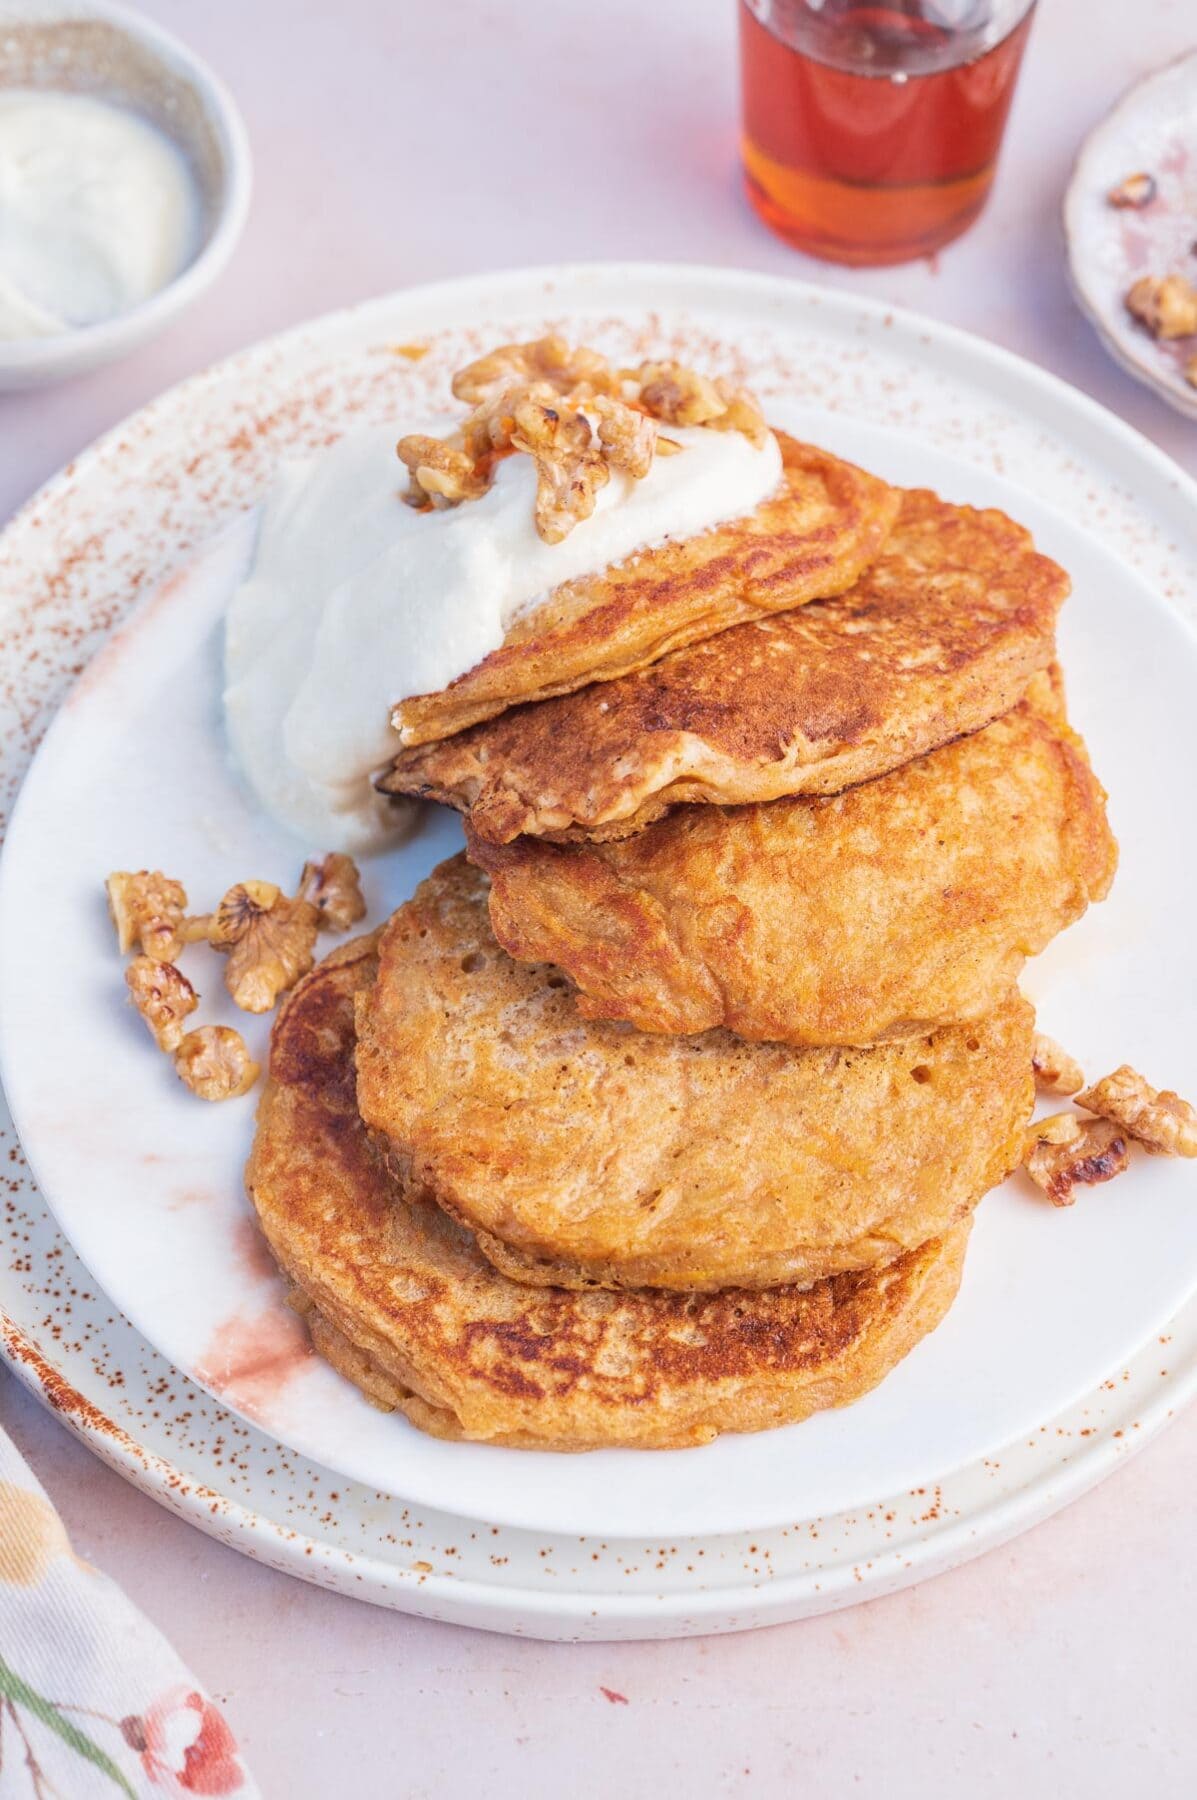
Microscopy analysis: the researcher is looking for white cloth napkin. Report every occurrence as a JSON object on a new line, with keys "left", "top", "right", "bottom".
{"left": 0, "top": 1422, "right": 260, "bottom": 1799}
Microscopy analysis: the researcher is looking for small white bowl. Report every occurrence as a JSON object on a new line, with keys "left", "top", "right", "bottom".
{"left": 1065, "top": 50, "right": 1197, "bottom": 422}
{"left": 0, "top": 0, "right": 251, "bottom": 389}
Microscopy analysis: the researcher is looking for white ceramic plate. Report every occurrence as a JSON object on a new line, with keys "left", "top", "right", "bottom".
{"left": 1066, "top": 49, "right": 1197, "bottom": 420}
{"left": 2, "top": 266, "right": 1196, "bottom": 1549}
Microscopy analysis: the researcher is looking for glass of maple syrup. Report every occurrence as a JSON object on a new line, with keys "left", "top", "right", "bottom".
{"left": 739, "top": 0, "right": 1037, "bottom": 265}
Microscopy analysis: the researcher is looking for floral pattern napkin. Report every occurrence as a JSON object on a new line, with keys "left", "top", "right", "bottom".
{"left": 0, "top": 1422, "right": 259, "bottom": 1798}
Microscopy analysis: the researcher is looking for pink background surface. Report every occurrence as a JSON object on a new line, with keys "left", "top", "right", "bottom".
{"left": 2, "top": 1, "right": 1196, "bottom": 1793}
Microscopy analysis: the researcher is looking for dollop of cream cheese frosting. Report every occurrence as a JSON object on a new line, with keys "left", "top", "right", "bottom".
{"left": 223, "top": 421, "right": 782, "bottom": 852}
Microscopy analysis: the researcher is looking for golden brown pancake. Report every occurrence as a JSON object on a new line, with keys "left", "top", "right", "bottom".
{"left": 392, "top": 435, "right": 900, "bottom": 747}
{"left": 467, "top": 668, "right": 1117, "bottom": 1047}
{"left": 248, "top": 934, "right": 970, "bottom": 1449}
{"left": 379, "top": 488, "right": 1068, "bottom": 842}
{"left": 354, "top": 858, "right": 1033, "bottom": 1293}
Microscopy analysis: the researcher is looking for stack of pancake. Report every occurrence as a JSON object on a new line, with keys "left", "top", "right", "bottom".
{"left": 248, "top": 435, "right": 1117, "bottom": 1451}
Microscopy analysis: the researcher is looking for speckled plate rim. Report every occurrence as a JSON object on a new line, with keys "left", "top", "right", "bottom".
{"left": 2, "top": 262, "right": 1197, "bottom": 1618}
{"left": 2, "top": 1242, "right": 1195, "bottom": 1641}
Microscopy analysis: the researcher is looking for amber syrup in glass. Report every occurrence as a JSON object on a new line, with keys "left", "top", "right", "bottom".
{"left": 739, "top": 0, "right": 1036, "bottom": 265}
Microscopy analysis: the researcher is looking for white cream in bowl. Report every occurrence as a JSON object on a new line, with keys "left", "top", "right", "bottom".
{"left": 0, "top": 88, "right": 200, "bottom": 338}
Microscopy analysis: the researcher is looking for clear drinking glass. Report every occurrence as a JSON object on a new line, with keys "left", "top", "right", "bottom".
{"left": 739, "top": 0, "right": 1038, "bottom": 265}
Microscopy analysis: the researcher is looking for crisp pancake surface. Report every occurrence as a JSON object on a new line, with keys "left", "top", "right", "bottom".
{"left": 354, "top": 858, "right": 1033, "bottom": 1294}
{"left": 392, "top": 435, "right": 900, "bottom": 747}
{"left": 247, "top": 933, "right": 970, "bottom": 1450}
{"left": 379, "top": 488, "right": 1068, "bottom": 842}
{"left": 468, "top": 669, "right": 1117, "bottom": 1047}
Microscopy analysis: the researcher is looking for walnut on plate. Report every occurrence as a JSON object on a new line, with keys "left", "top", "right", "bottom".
{"left": 125, "top": 956, "right": 198, "bottom": 1052}
{"left": 174, "top": 1026, "right": 260, "bottom": 1101}
{"left": 1107, "top": 171, "right": 1157, "bottom": 210}
{"left": 1125, "top": 273, "right": 1197, "bottom": 340}
{"left": 1077, "top": 1064, "right": 1197, "bottom": 1158}
{"left": 106, "top": 852, "right": 366, "bottom": 1101}
{"left": 1031, "top": 1030, "right": 1084, "bottom": 1096}
{"left": 208, "top": 880, "right": 320, "bottom": 1014}
{"left": 297, "top": 853, "right": 367, "bottom": 932}
{"left": 1021, "top": 1112, "right": 1130, "bottom": 1207}
{"left": 106, "top": 870, "right": 189, "bottom": 962}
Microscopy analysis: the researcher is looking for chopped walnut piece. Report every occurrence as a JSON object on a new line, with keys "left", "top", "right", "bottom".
{"left": 1126, "top": 273, "right": 1197, "bottom": 340}
{"left": 592, "top": 394, "right": 657, "bottom": 479}
{"left": 637, "top": 360, "right": 728, "bottom": 428}
{"left": 511, "top": 395, "right": 610, "bottom": 544}
{"left": 1022, "top": 1113, "right": 1130, "bottom": 1207}
{"left": 451, "top": 336, "right": 616, "bottom": 406}
{"left": 125, "top": 956, "right": 198, "bottom": 1053}
{"left": 1078, "top": 1064, "right": 1197, "bottom": 1158}
{"left": 706, "top": 378, "right": 770, "bottom": 450}
{"left": 174, "top": 1026, "right": 260, "bottom": 1101}
{"left": 1107, "top": 171, "right": 1157, "bottom": 210}
{"left": 106, "top": 870, "right": 188, "bottom": 962}
{"left": 208, "top": 881, "right": 319, "bottom": 1014}
{"left": 298, "top": 853, "right": 366, "bottom": 932}
{"left": 1032, "top": 1031, "right": 1084, "bottom": 1096}
{"left": 396, "top": 435, "right": 488, "bottom": 509}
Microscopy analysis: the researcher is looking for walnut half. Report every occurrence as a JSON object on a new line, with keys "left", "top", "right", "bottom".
{"left": 1022, "top": 1113, "right": 1130, "bottom": 1207}
{"left": 174, "top": 1026, "right": 260, "bottom": 1101}
{"left": 208, "top": 881, "right": 319, "bottom": 1014}
{"left": 1078, "top": 1065, "right": 1197, "bottom": 1158}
